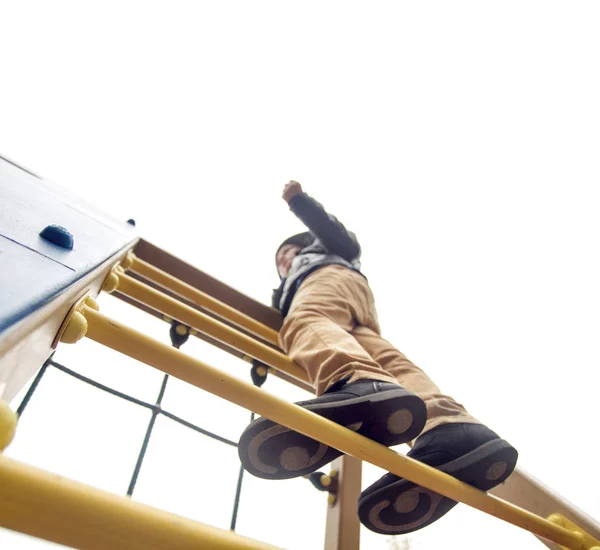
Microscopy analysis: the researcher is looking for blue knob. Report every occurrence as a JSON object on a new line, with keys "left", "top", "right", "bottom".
{"left": 40, "top": 225, "right": 74, "bottom": 250}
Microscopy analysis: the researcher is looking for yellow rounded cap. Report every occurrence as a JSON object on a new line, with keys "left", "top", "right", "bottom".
{"left": 61, "top": 311, "right": 88, "bottom": 344}
{"left": 102, "top": 272, "right": 119, "bottom": 294}
{"left": 84, "top": 296, "right": 100, "bottom": 311}
{"left": 327, "top": 494, "right": 337, "bottom": 506}
{"left": 0, "top": 401, "right": 17, "bottom": 452}
{"left": 256, "top": 366, "right": 268, "bottom": 377}
{"left": 120, "top": 251, "right": 134, "bottom": 270}
{"left": 175, "top": 324, "right": 188, "bottom": 336}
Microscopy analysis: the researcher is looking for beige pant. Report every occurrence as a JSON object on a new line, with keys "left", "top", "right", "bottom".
{"left": 279, "top": 265, "right": 479, "bottom": 435}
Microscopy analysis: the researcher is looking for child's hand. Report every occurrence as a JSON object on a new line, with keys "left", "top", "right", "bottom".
{"left": 282, "top": 180, "right": 303, "bottom": 203}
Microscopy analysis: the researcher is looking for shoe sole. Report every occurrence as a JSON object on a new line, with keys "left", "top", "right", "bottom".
{"left": 238, "top": 388, "right": 427, "bottom": 480}
{"left": 358, "top": 438, "right": 518, "bottom": 535}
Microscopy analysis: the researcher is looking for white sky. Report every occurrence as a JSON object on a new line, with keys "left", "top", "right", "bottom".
{"left": 1, "top": 2, "right": 599, "bottom": 549}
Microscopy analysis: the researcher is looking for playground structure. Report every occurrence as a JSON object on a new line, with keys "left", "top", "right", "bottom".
{"left": 1, "top": 153, "right": 599, "bottom": 550}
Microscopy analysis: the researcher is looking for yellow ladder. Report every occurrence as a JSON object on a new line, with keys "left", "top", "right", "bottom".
{"left": 1, "top": 240, "right": 599, "bottom": 550}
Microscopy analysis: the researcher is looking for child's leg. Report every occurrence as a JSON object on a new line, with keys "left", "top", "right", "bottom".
{"left": 238, "top": 266, "right": 427, "bottom": 480}
{"left": 351, "top": 326, "right": 479, "bottom": 435}
{"left": 352, "top": 326, "right": 517, "bottom": 535}
{"left": 279, "top": 265, "right": 398, "bottom": 395}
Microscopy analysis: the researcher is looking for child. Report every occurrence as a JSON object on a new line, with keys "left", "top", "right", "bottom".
{"left": 238, "top": 181, "right": 518, "bottom": 535}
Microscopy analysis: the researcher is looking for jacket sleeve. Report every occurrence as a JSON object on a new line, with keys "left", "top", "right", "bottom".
{"left": 271, "top": 282, "right": 284, "bottom": 310}
{"left": 287, "top": 192, "right": 361, "bottom": 261}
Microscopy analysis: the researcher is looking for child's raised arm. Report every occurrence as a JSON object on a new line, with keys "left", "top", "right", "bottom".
{"left": 282, "top": 181, "right": 360, "bottom": 262}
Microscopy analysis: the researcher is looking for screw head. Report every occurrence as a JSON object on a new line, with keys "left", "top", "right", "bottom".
{"left": 175, "top": 324, "right": 188, "bottom": 336}
{"left": 320, "top": 474, "right": 332, "bottom": 488}
{"left": 256, "top": 366, "right": 268, "bottom": 377}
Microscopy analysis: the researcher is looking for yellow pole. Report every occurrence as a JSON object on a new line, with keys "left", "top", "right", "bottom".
{"left": 129, "top": 256, "right": 280, "bottom": 346}
{"left": 0, "top": 400, "right": 17, "bottom": 451}
{"left": 81, "top": 307, "right": 597, "bottom": 550}
{"left": 0, "top": 455, "right": 280, "bottom": 550}
{"left": 116, "top": 272, "right": 309, "bottom": 383}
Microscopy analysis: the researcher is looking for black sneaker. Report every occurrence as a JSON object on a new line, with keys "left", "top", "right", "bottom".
{"left": 358, "top": 423, "right": 518, "bottom": 535}
{"left": 238, "top": 379, "right": 427, "bottom": 480}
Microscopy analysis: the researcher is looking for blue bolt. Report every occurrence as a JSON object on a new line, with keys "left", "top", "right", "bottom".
{"left": 39, "top": 225, "right": 74, "bottom": 250}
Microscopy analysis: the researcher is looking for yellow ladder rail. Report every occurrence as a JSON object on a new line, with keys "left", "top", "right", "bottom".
{"left": 127, "top": 254, "right": 280, "bottom": 347}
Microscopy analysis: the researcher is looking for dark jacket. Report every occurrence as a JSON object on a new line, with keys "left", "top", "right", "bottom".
{"left": 272, "top": 192, "right": 363, "bottom": 316}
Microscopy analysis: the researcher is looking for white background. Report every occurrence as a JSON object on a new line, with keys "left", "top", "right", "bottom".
{"left": 1, "top": 2, "right": 599, "bottom": 549}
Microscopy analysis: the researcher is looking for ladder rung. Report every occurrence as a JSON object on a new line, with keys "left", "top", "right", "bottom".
{"left": 130, "top": 256, "right": 280, "bottom": 347}
{"left": 0, "top": 455, "right": 280, "bottom": 550}
{"left": 116, "top": 271, "right": 309, "bottom": 384}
